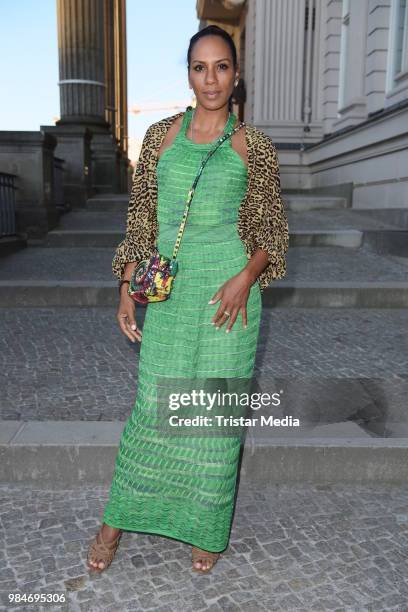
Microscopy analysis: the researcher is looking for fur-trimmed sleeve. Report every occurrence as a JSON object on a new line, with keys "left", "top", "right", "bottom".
{"left": 253, "top": 136, "right": 289, "bottom": 291}
{"left": 112, "top": 126, "right": 157, "bottom": 280}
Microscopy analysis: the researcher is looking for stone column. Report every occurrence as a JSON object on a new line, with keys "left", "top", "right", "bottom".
{"left": 365, "top": 0, "right": 391, "bottom": 115}
{"left": 104, "top": 0, "right": 129, "bottom": 190}
{"left": 333, "top": 0, "right": 369, "bottom": 130}
{"left": 248, "top": 0, "right": 324, "bottom": 143}
{"left": 321, "top": 0, "right": 342, "bottom": 134}
{"left": 56, "top": 0, "right": 108, "bottom": 126}
{"left": 51, "top": 0, "right": 129, "bottom": 199}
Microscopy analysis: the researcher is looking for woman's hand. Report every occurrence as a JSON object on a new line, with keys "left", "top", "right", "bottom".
{"left": 117, "top": 284, "right": 143, "bottom": 343}
{"left": 208, "top": 269, "right": 256, "bottom": 333}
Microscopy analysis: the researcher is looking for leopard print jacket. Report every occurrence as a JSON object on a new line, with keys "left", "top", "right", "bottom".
{"left": 112, "top": 107, "right": 289, "bottom": 292}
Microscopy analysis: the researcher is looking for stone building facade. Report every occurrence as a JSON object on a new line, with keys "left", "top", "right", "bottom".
{"left": 197, "top": 0, "right": 408, "bottom": 208}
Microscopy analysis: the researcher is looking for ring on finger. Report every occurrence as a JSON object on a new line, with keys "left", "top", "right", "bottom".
{"left": 224, "top": 310, "right": 231, "bottom": 317}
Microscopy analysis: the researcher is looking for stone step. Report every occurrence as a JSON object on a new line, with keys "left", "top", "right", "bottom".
{"left": 262, "top": 281, "right": 408, "bottom": 308}
{"left": 44, "top": 230, "right": 125, "bottom": 248}
{"left": 57, "top": 207, "right": 408, "bottom": 231}
{"left": 292, "top": 228, "right": 408, "bottom": 252}
{"left": 83, "top": 193, "right": 408, "bottom": 230}
{"left": 43, "top": 228, "right": 365, "bottom": 248}
{"left": 1, "top": 245, "right": 408, "bottom": 307}
{"left": 287, "top": 208, "right": 407, "bottom": 230}
{"left": 1, "top": 420, "right": 407, "bottom": 486}
{"left": 284, "top": 195, "right": 348, "bottom": 211}
{"left": 1, "top": 280, "right": 408, "bottom": 308}
{"left": 83, "top": 194, "right": 348, "bottom": 213}
{"left": 291, "top": 229, "right": 363, "bottom": 247}
{"left": 85, "top": 193, "right": 129, "bottom": 212}
{"left": 6, "top": 244, "right": 399, "bottom": 282}
{"left": 0, "top": 235, "right": 27, "bottom": 256}
{"left": 40, "top": 207, "right": 408, "bottom": 251}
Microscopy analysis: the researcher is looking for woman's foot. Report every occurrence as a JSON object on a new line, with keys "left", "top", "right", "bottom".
{"left": 87, "top": 524, "right": 122, "bottom": 572}
{"left": 191, "top": 546, "right": 221, "bottom": 573}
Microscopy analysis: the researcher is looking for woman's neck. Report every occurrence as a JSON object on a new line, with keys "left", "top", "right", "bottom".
{"left": 190, "top": 105, "right": 230, "bottom": 136}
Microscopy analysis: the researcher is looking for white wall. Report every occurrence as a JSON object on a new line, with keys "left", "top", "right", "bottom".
{"left": 244, "top": 0, "right": 408, "bottom": 207}
{"left": 306, "top": 105, "right": 408, "bottom": 208}
{"left": 245, "top": 0, "right": 324, "bottom": 143}
{"left": 365, "top": 0, "right": 391, "bottom": 115}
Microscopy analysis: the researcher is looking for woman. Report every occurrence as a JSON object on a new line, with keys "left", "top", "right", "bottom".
{"left": 87, "top": 25, "right": 289, "bottom": 574}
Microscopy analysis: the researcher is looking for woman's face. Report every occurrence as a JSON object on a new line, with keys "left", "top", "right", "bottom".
{"left": 189, "top": 35, "right": 237, "bottom": 110}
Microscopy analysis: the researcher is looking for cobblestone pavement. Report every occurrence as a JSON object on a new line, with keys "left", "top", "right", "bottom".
{"left": 0, "top": 307, "right": 407, "bottom": 422}
{"left": 283, "top": 246, "right": 408, "bottom": 282}
{"left": 1, "top": 245, "right": 408, "bottom": 282}
{"left": 0, "top": 482, "right": 407, "bottom": 612}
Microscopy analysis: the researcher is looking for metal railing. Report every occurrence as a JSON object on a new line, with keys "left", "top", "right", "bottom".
{"left": 0, "top": 172, "right": 17, "bottom": 236}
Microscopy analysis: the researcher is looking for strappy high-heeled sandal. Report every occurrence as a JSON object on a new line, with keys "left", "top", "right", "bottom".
{"left": 87, "top": 529, "right": 122, "bottom": 573}
{"left": 191, "top": 546, "right": 221, "bottom": 573}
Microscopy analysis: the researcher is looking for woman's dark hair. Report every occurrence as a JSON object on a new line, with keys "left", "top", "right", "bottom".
{"left": 187, "top": 25, "right": 238, "bottom": 112}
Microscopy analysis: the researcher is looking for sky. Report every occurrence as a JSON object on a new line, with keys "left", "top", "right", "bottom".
{"left": 0, "top": 0, "right": 198, "bottom": 160}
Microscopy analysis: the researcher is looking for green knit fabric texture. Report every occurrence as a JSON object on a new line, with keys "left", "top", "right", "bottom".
{"left": 103, "top": 107, "right": 262, "bottom": 552}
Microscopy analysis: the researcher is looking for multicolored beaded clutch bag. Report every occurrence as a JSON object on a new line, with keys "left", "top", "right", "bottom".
{"left": 128, "top": 114, "right": 245, "bottom": 305}
{"left": 127, "top": 248, "right": 178, "bottom": 305}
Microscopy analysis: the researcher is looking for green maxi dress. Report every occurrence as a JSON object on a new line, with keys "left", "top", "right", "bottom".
{"left": 103, "top": 107, "right": 262, "bottom": 552}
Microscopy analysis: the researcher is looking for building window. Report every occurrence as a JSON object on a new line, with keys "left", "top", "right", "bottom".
{"left": 387, "top": 0, "right": 408, "bottom": 92}
{"left": 395, "top": 0, "right": 408, "bottom": 77}
{"left": 336, "top": 0, "right": 368, "bottom": 122}
{"left": 338, "top": 0, "right": 350, "bottom": 111}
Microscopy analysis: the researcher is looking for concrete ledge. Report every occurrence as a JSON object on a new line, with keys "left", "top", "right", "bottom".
{"left": 0, "top": 236, "right": 27, "bottom": 257}
{"left": 262, "top": 281, "right": 408, "bottom": 308}
{"left": 363, "top": 230, "right": 408, "bottom": 257}
{"left": 86, "top": 195, "right": 129, "bottom": 212}
{"left": 1, "top": 281, "right": 408, "bottom": 307}
{"left": 1, "top": 421, "right": 407, "bottom": 487}
{"left": 41, "top": 229, "right": 407, "bottom": 252}
{"left": 290, "top": 230, "right": 363, "bottom": 248}
{"left": 285, "top": 196, "right": 348, "bottom": 211}
{"left": 0, "top": 281, "right": 119, "bottom": 307}
{"left": 43, "top": 229, "right": 365, "bottom": 249}
{"left": 44, "top": 230, "right": 124, "bottom": 248}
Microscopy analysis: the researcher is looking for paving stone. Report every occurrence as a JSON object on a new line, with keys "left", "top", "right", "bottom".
{"left": 1, "top": 307, "right": 408, "bottom": 425}
{"left": 1, "top": 209, "right": 408, "bottom": 611}
{"left": 2, "top": 235, "right": 408, "bottom": 281}
{"left": 0, "top": 481, "right": 404, "bottom": 608}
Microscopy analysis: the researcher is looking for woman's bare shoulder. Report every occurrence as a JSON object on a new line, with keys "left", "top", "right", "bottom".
{"left": 231, "top": 119, "right": 248, "bottom": 168}
{"left": 157, "top": 114, "right": 184, "bottom": 159}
